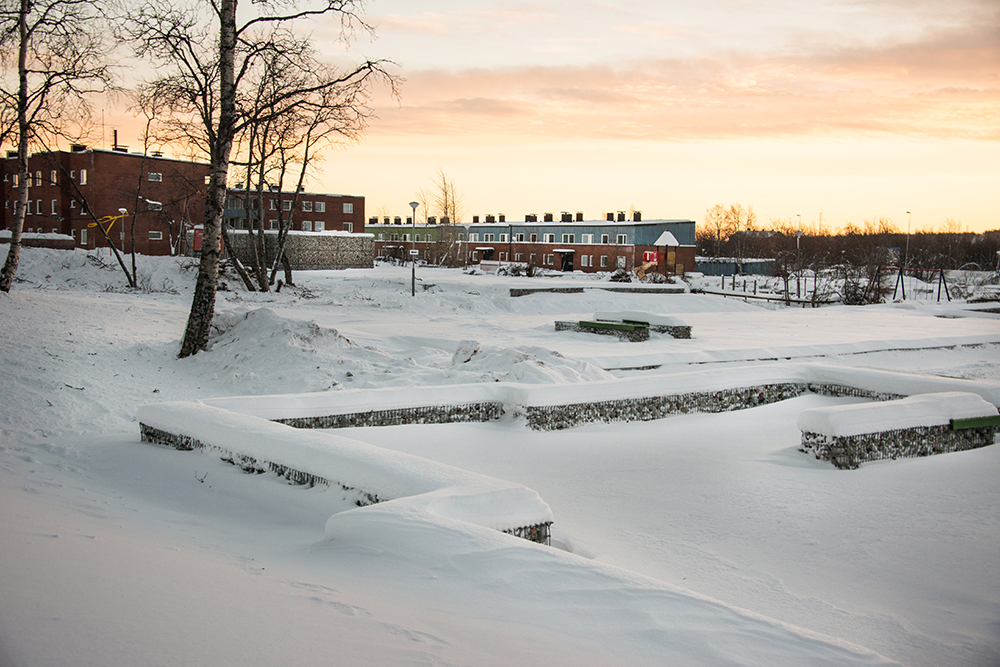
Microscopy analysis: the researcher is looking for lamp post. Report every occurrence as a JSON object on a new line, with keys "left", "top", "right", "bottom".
{"left": 795, "top": 229, "right": 803, "bottom": 298}
{"left": 904, "top": 211, "right": 911, "bottom": 269}
{"left": 409, "top": 201, "right": 419, "bottom": 296}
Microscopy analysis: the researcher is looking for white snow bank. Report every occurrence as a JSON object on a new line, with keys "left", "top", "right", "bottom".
{"left": 797, "top": 392, "right": 998, "bottom": 437}
{"left": 594, "top": 311, "right": 687, "bottom": 326}
{"left": 322, "top": 497, "right": 897, "bottom": 667}
{"left": 136, "top": 401, "right": 552, "bottom": 532}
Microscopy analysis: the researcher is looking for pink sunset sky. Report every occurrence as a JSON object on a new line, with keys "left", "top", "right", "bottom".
{"left": 104, "top": 0, "right": 999, "bottom": 232}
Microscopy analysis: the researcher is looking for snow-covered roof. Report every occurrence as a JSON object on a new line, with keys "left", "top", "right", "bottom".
{"left": 653, "top": 231, "right": 680, "bottom": 247}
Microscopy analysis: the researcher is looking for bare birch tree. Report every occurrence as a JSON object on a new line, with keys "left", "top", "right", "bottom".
{"left": 124, "top": 0, "right": 396, "bottom": 357}
{"left": 0, "top": 0, "right": 115, "bottom": 292}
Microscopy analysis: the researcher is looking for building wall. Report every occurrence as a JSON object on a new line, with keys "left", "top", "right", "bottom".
{"left": 2, "top": 147, "right": 209, "bottom": 256}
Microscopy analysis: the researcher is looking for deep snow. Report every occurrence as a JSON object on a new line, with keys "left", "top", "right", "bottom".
{"left": 2, "top": 247, "right": 999, "bottom": 666}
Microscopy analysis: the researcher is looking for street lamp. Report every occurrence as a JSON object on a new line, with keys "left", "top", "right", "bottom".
{"left": 904, "top": 211, "right": 912, "bottom": 269}
{"left": 409, "top": 201, "right": 419, "bottom": 296}
{"left": 795, "top": 230, "right": 803, "bottom": 298}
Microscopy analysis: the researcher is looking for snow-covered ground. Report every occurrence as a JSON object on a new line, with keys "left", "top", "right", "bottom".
{"left": 2, "top": 247, "right": 999, "bottom": 666}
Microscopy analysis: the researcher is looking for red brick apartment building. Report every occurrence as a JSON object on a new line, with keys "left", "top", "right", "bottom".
{"left": 224, "top": 188, "right": 365, "bottom": 235}
{"left": 2, "top": 145, "right": 210, "bottom": 255}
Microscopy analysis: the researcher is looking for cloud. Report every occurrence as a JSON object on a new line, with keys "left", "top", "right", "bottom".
{"left": 370, "top": 19, "right": 1000, "bottom": 144}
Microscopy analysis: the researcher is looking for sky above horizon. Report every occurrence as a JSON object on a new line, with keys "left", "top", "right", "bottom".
{"left": 107, "top": 0, "right": 1000, "bottom": 233}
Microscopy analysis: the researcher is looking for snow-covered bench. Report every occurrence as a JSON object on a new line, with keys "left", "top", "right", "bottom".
{"left": 798, "top": 392, "right": 1000, "bottom": 469}
{"left": 555, "top": 311, "right": 692, "bottom": 342}
{"left": 554, "top": 319, "right": 651, "bottom": 342}
{"left": 594, "top": 311, "right": 691, "bottom": 339}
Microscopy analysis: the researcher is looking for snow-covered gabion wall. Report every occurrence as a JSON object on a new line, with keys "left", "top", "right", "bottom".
{"left": 804, "top": 383, "right": 906, "bottom": 402}
{"left": 137, "top": 402, "right": 554, "bottom": 545}
{"left": 797, "top": 392, "right": 999, "bottom": 469}
{"left": 525, "top": 383, "right": 808, "bottom": 431}
{"left": 226, "top": 231, "right": 374, "bottom": 271}
{"left": 274, "top": 402, "right": 503, "bottom": 430}
{"left": 800, "top": 426, "right": 996, "bottom": 470}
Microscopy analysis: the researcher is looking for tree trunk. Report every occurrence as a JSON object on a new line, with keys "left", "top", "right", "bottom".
{"left": 178, "top": 0, "right": 237, "bottom": 358}
{"left": 0, "top": 0, "right": 30, "bottom": 293}
{"left": 221, "top": 219, "right": 256, "bottom": 291}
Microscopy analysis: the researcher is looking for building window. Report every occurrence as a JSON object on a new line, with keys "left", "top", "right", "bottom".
{"left": 282, "top": 200, "right": 292, "bottom": 211}
{"left": 415, "top": 233, "right": 421, "bottom": 242}
{"left": 542, "top": 233, "right": 553, "bottom": 243}
{"left": 302, "top": 201, "right": 313, "bottom": 212}
{"left": 581, "top": 255, "right": 589, "bottom": 267}
{"left": 499, "top": 234, "right": 508, "bottom": 242}
{"left": 471, "top": 251, "right": 478, "bottom": 261}
{"left": 530, "top": 253, "right": 537, "bottom": 265}
{"left": 582, "top": 234, "right": 593, "bottom": 244}
{"left": 378, "top": 233, "right": 385, "bottom": 240}
{"left": 25, "top": 200, "right": 32, "bottom": 215}
{"left": 51, "top": 199, "right": 57, "bottom": 215}
{"left": 617, "top": 234, "right": 627, "bottom": 244}
{"left": 69, "top": 171, "right": 74, "bottom": 181}
{"left": 469, "top": 233, "right": 478, "bottom": 242}
{"left": 315, "top": 201, "right": 325, "bottom": 213}
{"left": 562, "top": 233, "right": 574, "bottom": 244}
{"left": 36, "top": 199, "right": 41, "bottom": 214}
{"left": 602, "top": 234, "right": 609, "bottom": 244}
{"left": 148, "top": 201, "right": 162, "bottom": 211}
{"left": 403, "top": 233, "right": 410, "bottom": 242}
{"left": 35, "top": 171, "right": 41, "bottom": 186}
{"left": 515, "top": 253, "right": 523, "bottom": 261}
{"left": 11, "top": 174, "right": 17, "bottom": 186}
{"left": 484, "top": 233, "right": 494, "bottom": 242}
{"left": 342, "top": 202, "right": 353, "bottom": 214}
{"left": 546, "top": 254, "right": 554, "bottom": 265}
{"left": 601, "top": 255, "right": 608, "bottom": 267}
{"left": 516, "top": 233, "right": 524, "bottom": 242}
{"left": 149, "top": 231, "right": 163, "bottom": 240}
{"left": 528, "top": 233, "right": 537, "bottom": 242}
{"left": 269, "top": 220, "right": 278, "bottom": 230}
{"left": 80, "top": 228, "right": 87, "bottom": 245}
{"left": 302, "top": 221, "right": 312, "bottom": 231}
{"left": 617, "top": 256, "right": 626, "bottom": 268}
{"left": 316, "top": 221, "right": 326, "bottom": 232}
{"left": 51, "top": 228, "right": 57, "bottom": 234}
{"left": 270, "top": 200, "right": 277, "bottom": 210}
{"left": 50, "top": 170, "right": 57, "bottom": 185}
{"left": 79, "top": 169, "right": 87, "bottom": 185}
{"left": 147, "top": 172, "right": 162, "bottom": 182}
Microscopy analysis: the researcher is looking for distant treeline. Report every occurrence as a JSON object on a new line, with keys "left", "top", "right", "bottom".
{"left": 697, "top": 206, "right": 1000, "bottom": 273}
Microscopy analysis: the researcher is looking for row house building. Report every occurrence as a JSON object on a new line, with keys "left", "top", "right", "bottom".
{"left": 369, "top": 212, "right": 696, "bottom": 276}
{"left": 2, "top": 145, "right": 210, "bottom": 256}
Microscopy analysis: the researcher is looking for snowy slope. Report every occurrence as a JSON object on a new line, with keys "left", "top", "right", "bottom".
{"left": 2, "top": 247, "right": 999, "bottom": 666}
